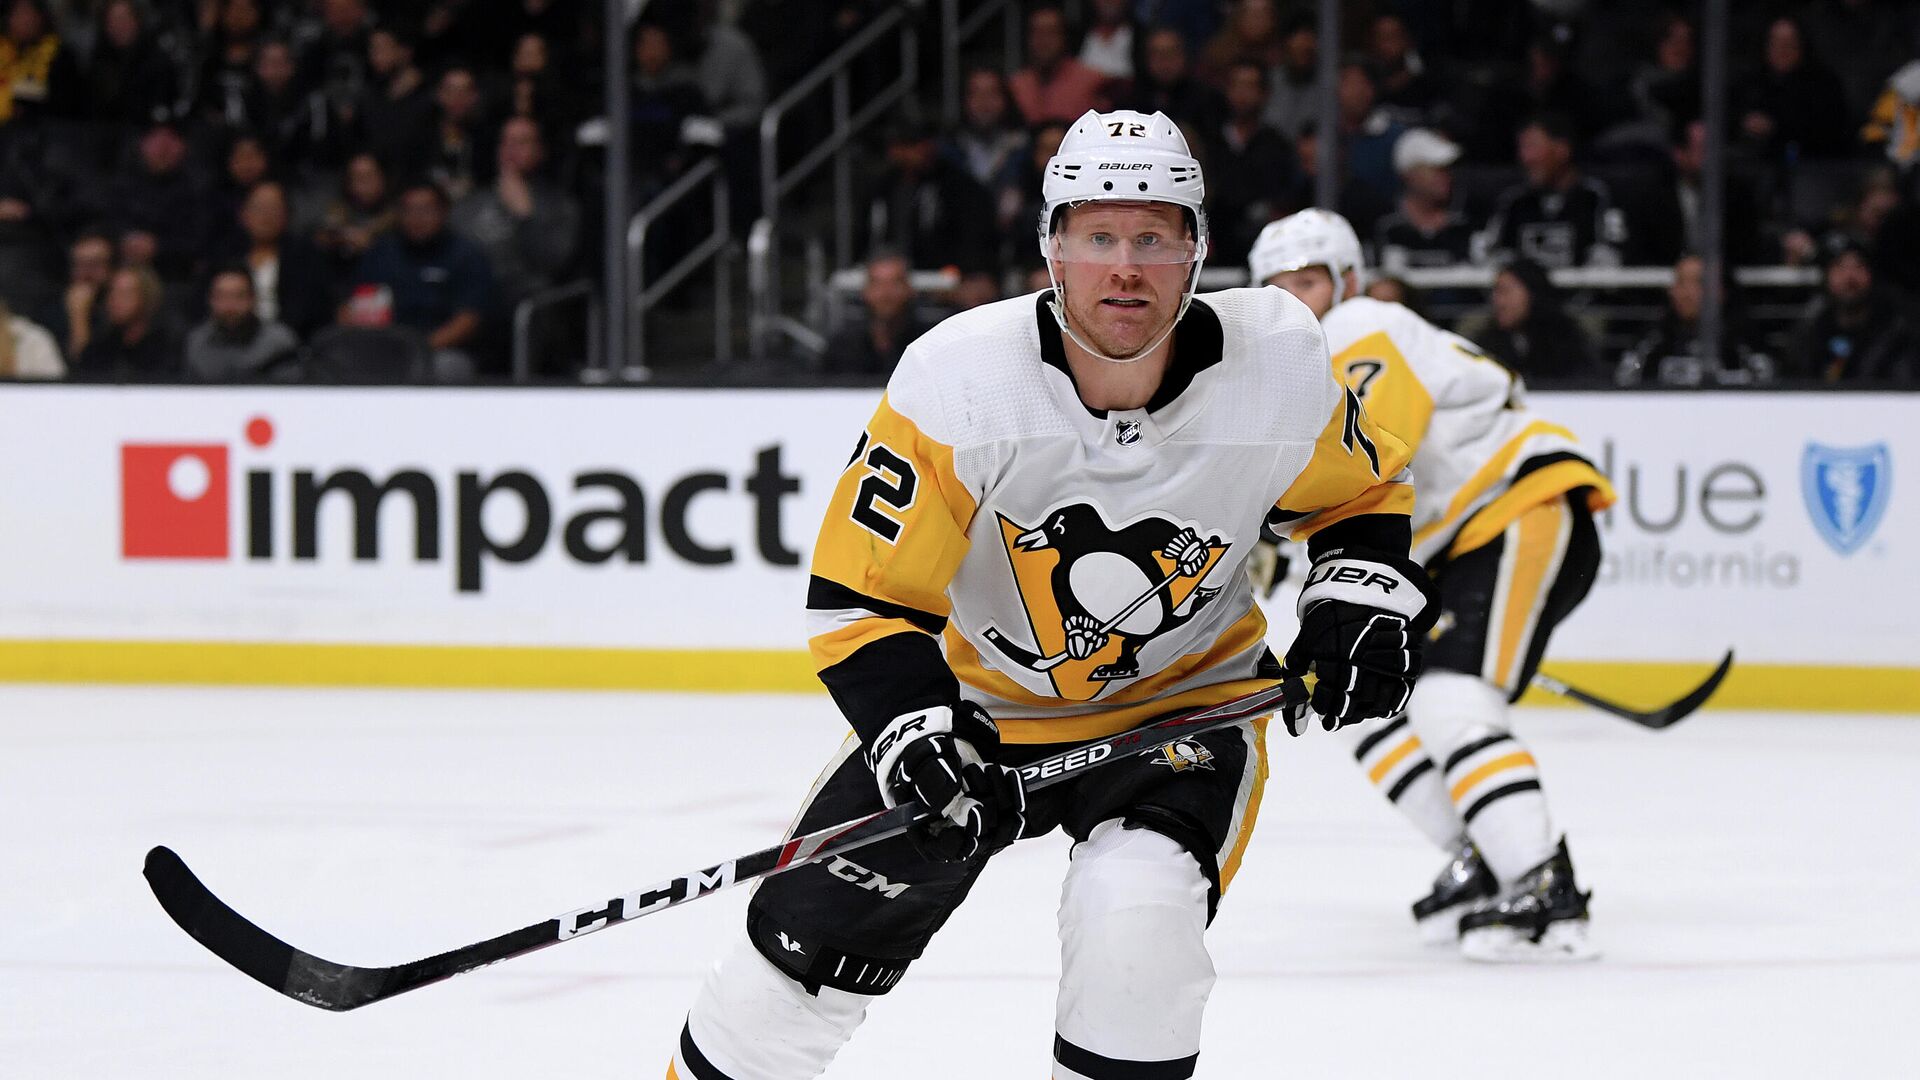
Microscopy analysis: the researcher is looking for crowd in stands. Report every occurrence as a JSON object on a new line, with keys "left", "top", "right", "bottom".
{"left": 1, "top": 1, "right": 1916, "bottom": 387}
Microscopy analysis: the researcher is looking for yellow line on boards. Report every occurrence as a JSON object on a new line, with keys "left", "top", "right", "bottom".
{"left": 0, "top": 641, "right": 1916, "bottom": 712}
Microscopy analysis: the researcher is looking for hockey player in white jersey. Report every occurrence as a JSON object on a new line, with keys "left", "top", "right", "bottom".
{"left": 1250, "top": 209, "right": 1618, "bottom": 962}
{"left": 667, "top": 112, "right": 1439, "bottom": 1079}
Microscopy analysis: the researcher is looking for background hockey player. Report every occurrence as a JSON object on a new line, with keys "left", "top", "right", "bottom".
{"left": 1249, "top": 209, "right": 1617, "bottom": 962}
{"left": 667, "top": 112, "right": 1438, "bottom": 1080}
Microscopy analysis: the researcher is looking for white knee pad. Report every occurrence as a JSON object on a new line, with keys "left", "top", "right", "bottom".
{"left": 1407, "top": 669, "right": 1510, "bottom": 761}
{"left": 678, "top": 933, "right": 872, "bottom": 1080}
{"left": 1055, "top": 819, "right": 1215, "bottom": 1076}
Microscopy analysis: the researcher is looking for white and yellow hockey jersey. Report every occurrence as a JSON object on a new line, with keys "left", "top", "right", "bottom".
{"left": 1318, "top": 296, "right": 1616, "bottom": 565}
{"left": 808, "top": 288, "right": 1415, "bottom": 745}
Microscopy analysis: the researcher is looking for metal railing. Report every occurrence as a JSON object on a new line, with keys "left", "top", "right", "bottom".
{"left": 619, "top": 156, "right": 732, "bottom": 381}
{"left": 940, "top": 0, "right": 1022, "bottom": 123}
{"left": 751, "top": 5, "right": 919, "bottom": 359}
{"left": 511, "top": 279, "right": 601, "bottom": 382}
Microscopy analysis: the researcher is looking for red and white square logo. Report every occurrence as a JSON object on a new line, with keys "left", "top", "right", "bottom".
{"left": 121, "top": 444, "right": 229, "bottom": 559}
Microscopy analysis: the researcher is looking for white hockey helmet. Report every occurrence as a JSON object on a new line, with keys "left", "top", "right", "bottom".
{"left": 1248, "top": 208, "right": 1367, "bottom": 303}
{"left": 1038, "top": 109, "right": 1210, "bottom": 362}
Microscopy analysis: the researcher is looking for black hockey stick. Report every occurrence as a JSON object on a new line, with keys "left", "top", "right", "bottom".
{"left": 145, "top": 680, "right": 1298, "bottom": 1012}
{"left": 1529, "top": 649, "right": 1734, "bottom": 730}
{"left": 983, "top": 536, "right": 1223, "bottom": 673}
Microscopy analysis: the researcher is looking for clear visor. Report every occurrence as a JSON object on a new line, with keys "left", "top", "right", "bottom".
{"left": 1047, "top": 231, "right": 1201, "bottom": 266}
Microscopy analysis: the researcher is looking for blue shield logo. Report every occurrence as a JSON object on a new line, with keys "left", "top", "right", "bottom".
{"left": 1801, "top": 443, "right": 1891, "bottom": 556}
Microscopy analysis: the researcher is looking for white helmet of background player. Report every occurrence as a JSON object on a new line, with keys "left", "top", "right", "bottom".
{"left": 1248, "top": 208, "right": 1367, "bottom": 304}
{"left": 1038, "top": 109, "right": 1209, "bottom": 363}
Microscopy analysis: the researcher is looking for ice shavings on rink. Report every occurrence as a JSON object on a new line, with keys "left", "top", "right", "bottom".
{"left": 1, "top": 685, "right": 1915, "bottom": 1078}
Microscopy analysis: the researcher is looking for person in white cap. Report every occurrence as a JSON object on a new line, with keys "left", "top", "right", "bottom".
{"left": 1248, "top": 207, "right": 1618, "bottom": 963}
{"left": 1374, "top": 127, "right": 1476, "bottom": 272}
{"left": 666, "top": 111, "right": 1437, "bottom": 1079}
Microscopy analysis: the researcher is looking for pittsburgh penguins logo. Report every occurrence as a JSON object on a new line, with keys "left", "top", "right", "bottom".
{"left": 1149, "top": 740, "right": 1216, "bottom": 772}
{"left": 982, "top": 503, "right": 1230, "bottom": 701}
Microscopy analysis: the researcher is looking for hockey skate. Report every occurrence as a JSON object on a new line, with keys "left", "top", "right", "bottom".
{"left": 1411, "top": 839, "right": 1497, "bottom": 945}
{"left": 1458, "top": 838, "right": 1597, "bottom": 963}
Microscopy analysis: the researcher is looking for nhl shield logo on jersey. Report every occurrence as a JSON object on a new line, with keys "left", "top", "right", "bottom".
{"left": 1149, "top": 740, "right": 1216, "bottom": 772}
{"left": 1802, "top": 442, "right": 1891, "bottom": 556}
{"left": 981, "top": 503, "right": 1230, "bottom": 701}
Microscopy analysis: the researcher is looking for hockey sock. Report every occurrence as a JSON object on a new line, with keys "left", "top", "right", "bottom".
{"left": 674, "top": 934, "right": 871, "bottom": 1079}
{"left": 1409, "top": 671, "right": 1555, "bottom": 884}
{"left": 1055, "top": 820, "right": 1213, "bottom": 1080}
{"left": 1348, "top": 716, "right": 1465, "bottom": 852}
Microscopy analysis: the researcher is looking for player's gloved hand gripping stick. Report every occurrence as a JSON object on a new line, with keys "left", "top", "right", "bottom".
{"left": 144, "top": 679, "right": 1301, "bottom": 1012}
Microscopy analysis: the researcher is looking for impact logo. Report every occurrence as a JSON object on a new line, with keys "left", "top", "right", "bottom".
{"left": 122, "top": 442, "right": 231, "bottom": 558}
{"left": 1148, "top": 739, "right": 1216, "bottom": 773}
{"left": 1801, "top": 442, "right": 1891, "bottom": 556}
{"left": 981, "top": 503, "right": 1229, "bottom": 701}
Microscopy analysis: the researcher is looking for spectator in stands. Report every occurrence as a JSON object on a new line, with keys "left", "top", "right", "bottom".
{"left": 1861, "top": 61, "right": 1920, "bottom": 175}
{"left": 0, "top": 125, "right": 57, "bottom": 321}
{"left": 291, "top": 0, "right": 372, "bottom": 122}
{"left": 1470, "top": 258, "right": 1599, "bottom": 383}
{"left": 227, "top": 180, "right": 333, "bottom": 339}
{"left": 1126, "top": 26, "right": 1223, "bottom": 136}
{"left": 90, "top": 119, "right": 209, "bottom": 284}
{"left": 313, "top": 150, "right": 392, "bottom": 281}
{"left": 54, "top": 229, "right": 112, "bottom": 358}
{"left": 942, "top": 68, "right": 1028, "bottom": 236}
{"left": 1485, "top": 113, "right": 1627, "bottom": 269}
{"left": 1008, "top": 119, "right": 1070, "bottom": 271}
{"left": 1734, "top": 16, "right": 1851, "bottom": 162}
{"left": 506, "top": 31, "right": 579, "bottom": 139}
{"left": 820, "top": 249, "right": 923, "bottom": 377}
{"left": 1465, "top": 34, "right": 1612, "bottom": 163}
{"left": 1198, "top": 0, "right": 1281, "bottom": 87}
{"left": 1205, "top": 59, "right": 1298, "bottom": 266}
{"left": 422, "top": 65, "right": 490, "bottom": 202}
{"left": 0, "top": 0, "right": 82, "bottom": 127}
{"left": 1787, "top": 240, "right": 1917, "bottom": 384}
{"left": 236, "top": 38, "right": 336, "bottom": 174}
{"left": 1374, "top": 128, "right": 1473, "bottom": 271}
{"left": 629, "top": 18, "right": 706, "bottom": 198}
{"left": 1291, "top": 127, "right": 1391, "bottom": 239}
{"left": 866, "top": 116, "right": 997, "bottom": 275}
{"left": 210, "top": 132, "right": 273, "bottom": 254}
{"left": 452, "top": 115, "right": 579, "bottom": 313}
{"left": 1811, "top": 167, "right": 1920, "bottom": 296}
{"left": 1262, "top": 13, "right": 1320, "bottom": 139}
{"left": 1633, "top": 118, "right": 1764, "bottom": 266}
{"left": 687, "top": 2, "right": 764, "bottom": 136}
{"left": 83, "top": 0, "right": 182, "bottom": 129}
{"left": 355, "top": 23, "right": 435, "bottom": 178}
{"left": 1615, "top": 254, "right": 1774, "bottom": 387}
{"left": 1365, "top": 12, "right": 1441, "bottom": 117}
{"left": 1010, "top": 6, "right": 1109, "bottom": 125}
{"left": 199, "top": 0, "right": 265, "bottom": 124}
{"left": 0, "top": 295, "right": 61, "bottom": 378}
{"left": 1805, "top": 0, "right": 1920, "bottom": 125}
{"left": 71, "top": 265, "right": 176, "bottom": 381}
{"left": 1078, "top": 0, "right": 1136, "bottom": 83}
{"left": 1336, "top": 61, "right": 1403, "bottom": 206}
{"left": 346, "top": 180, "right": 492, "bottom": 379}
{"left": 183, "top": 265, "right": 298, "bottom": 380}
{"left": 1627, "top": 13, "right": 1700, "bottom": 136}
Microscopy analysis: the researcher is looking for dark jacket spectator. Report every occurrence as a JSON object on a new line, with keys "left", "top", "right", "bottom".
{"left": 0, "top": 124, "right": 59, "bottom": 318}
{"left": 312, "top": 150, "right": 393, "bottom": 280}
{"left": 354, "top": 24, "right": 436, "bottom": 177}
{"left": 1803, "top": 0, "right": 1920, "bottom": 123}
{"left": 232, "top": 38, "right": 337, "bottom": 172}
{"left": 1364, "top": 13, "right": 1442, "bottom": 116}
{"left": 1485, "top": 114, "right": 1627, "bottom": 269}
{"left": 184, "top": 266, "right": 297, "bottom": 380}
{"left": 1788, "top": 242, "right": 1917, "bottom": 384}
{"left": 1290, "top": 128, "right": 1392, "bottom": 241}
{"left": 1632, "top": 119, "right": 1764, "bottom": 266}
{"left": 223, "top": 180, "right": 333, "bottom": 338}
{"left": 1462, "top": 36, "right": 1616, "bottom": 164}
{"left": 821, "top": 251, "right": 926, "bottom": 377}
{"left": 504, "top": 31, "right": 581, "bottom": 140}
{"left": 1374, "top": 129, "right": 1475, "bottom": 271}
{"left": 0, "top": 0, "right": 83, "bottom": 127}
{"left": 1628, "top": 14, "right": 1701, "bottom": 133}
{"left": 866, "top": 118, "right": 998, "bottom": 275}
{"left": 71, "top": 265, "right": 176, "bottom": 381}
{"left": 1470, "top": 259, "right": 1599, "bottom": 383}
{"left": 197, "top": 0, "right": 266, "bottom": 124}
{"left": 1126, "top": 26, "right": 1224, "bottom": 135}
{"left": 1197, "top": 0, "right": 1283, "bottom": 87}
{"left": 88, "top": 120, "right": 209, "bottom": 282}
{"left": 1010, "top": 6, "right": 1110, "bottom": 124}
{"left": 289, "top": 0, "right": 371, "bottom": 115}
{"left": 690, "top": 14, "right": 766, "bottom": 134}
{"left": 420, "top": 65, "right": 492, "bottom": 203}
{"left": 1262, "top": 14, "right": 1321, "bottom": 139}
{"left": 50, "top": 229, "right": 112, "bottom": 357}
{"left": 82, "top": 0, "right": 182, "bottom": 128}
{"left": 1205, "top": 60, "right": 1298, "bottom": 266}
{"left": 1616, "top": 254, "right": 1774, "bottom": 387}
{"left": 1733, "top": 16, "right": 1852, "bottom": 161}
{"left": 942, "top": 67, "right": 1028, "bottom": 235}
{"left": 629, "top": 20, "right": 706, "bottom": 196}
{"left": 1336, "top": 62, "right": 1404, "bottom": 206}
{"left": 346, "top": 181, "right": 493, "bottom": 371}
{"left": 451, "top": 116, "right": 580, "bottom": 309}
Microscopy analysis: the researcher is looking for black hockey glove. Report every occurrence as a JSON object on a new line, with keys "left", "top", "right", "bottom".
{"left": 1281, "top": 547, "right": 1439, "bottom": 734}
{"left": 867, "top": 702, "right": 1027, "bottom": 862}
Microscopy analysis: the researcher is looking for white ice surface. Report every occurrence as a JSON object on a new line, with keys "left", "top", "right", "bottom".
{"left": 3, "top": 685, "right": 1916, "bottom": 1078}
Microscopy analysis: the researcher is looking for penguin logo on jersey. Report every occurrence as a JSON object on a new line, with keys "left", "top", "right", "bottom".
{"left": 981, "top": 503, "right": 1230, "bottom": 701}
{"left": 1149, "top": 740, "right": 1216, "bottom": 772}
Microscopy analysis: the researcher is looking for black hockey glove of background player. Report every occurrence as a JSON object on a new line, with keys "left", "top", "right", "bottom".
{"left": 1281, "top": 547, "right": 1439, "bottom": 734}
{"left": 867, "top": 702, "right": 1026, "bottom": 862}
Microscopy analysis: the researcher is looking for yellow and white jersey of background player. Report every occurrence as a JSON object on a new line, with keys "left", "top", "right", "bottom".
{"left": 807, "top": 286, "right": 1415, "bottom": 746}
{"left": 1318, "top": 296, "right": 1616, "bottom": 566}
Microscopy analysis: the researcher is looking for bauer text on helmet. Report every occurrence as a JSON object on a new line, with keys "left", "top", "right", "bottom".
{"left": 1248, "top": 209, "right": 1367, "bottom": 306}
{"left": 1039, "top": 110, "right": 1211, "bottom": 363}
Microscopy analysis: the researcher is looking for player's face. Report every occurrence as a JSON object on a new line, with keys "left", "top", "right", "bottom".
{"left": 1051, "top": 202, "right": 1194, "bottom": 360}
{"left": 1268, "top": 266, "right": 1335, "bottom": 319}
